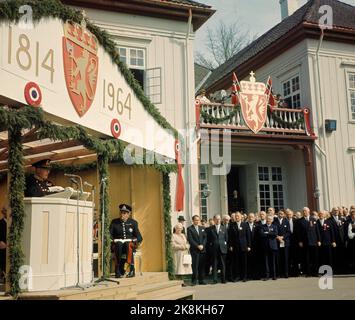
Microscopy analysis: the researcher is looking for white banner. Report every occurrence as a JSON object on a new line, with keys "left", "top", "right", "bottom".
{"left": 0, "top": 19, "right": 175, "bottom": 159}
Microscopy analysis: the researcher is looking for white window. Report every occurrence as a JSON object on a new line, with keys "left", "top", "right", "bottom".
{"left": 118, "top": 47, "right": 145, "bottom": 91}
{"left": 347, "top": 72, "right": 355, "bottom": 121}
{"left": 118, "top": 46, "right": 162, "bottom": 104}
{"left": 282, "top": 75, "right": 301, "bottom": 109}
{"left": 199, "top": 165, "right": 209, "bottom": 221}
{"left": 258, "top": 166, "right": 285, "bottom": 212}
{"left": 118, "top": 47, "right": 145, "bottom": 69}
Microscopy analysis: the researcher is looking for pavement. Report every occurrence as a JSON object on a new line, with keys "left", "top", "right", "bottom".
{"left": 184, "top": 276, "right": 355, "bottom": 300}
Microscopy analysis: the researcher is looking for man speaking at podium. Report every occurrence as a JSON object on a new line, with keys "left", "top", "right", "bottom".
{"left": 110, "top": 204, "right": 143, "bottom": 278}
{"left": 25, "top": 159, "right": 54, "bottom": 197}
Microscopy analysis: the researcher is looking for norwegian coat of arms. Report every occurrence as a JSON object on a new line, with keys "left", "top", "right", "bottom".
{"left": 239, "top": 72, "right": 268, "bottom": 134}
{"left": 63, "top": 19, "right": 99, "bottom": 117}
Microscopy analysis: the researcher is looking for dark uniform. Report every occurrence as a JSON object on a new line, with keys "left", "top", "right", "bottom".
{"left": 24, "top": 159, "right": 54, "bottom": 197}
{"left": 0, "top": 217, "right": 6, "bottom": 275}
{"left": 110, "top": 204, "right": 142, "bottom": 278}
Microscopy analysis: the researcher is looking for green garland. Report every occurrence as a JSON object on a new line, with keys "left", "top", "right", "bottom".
{"left": 199, "top": 104, "right": 305, "bottom": 129}
{"left": 200, "top": 108, "right": 238, "bottom": 124}
{"left": 163, "top": 173, "right": 174, "bottom": 278}
{"left": 7, "top": 123, "right": 25, "bottom": 297}
{"left": 269, "top": 109, "right": 304, "bottom": 128}
{"left": 0, "top": 0, "right": 178, "bottom": 138}
{"left": 0, "top": 105, "right": 177, "bottom": 295}
{"left": 0, "top": 0, "right": 178, "bottom": 295}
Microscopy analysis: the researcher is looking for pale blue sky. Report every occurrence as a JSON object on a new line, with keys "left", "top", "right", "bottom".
{"left": 194, "top": 0, "right": 355, "bottom": 56}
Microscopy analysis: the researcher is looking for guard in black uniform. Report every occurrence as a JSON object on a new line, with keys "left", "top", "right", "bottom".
{"left": 110, "top": 204, "right": 142, "bottom": 278}
{"left": 25, "top": 159, "right": 54, "bottom": 197}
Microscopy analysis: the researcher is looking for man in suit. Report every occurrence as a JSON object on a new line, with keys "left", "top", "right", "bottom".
{"left": 222, "top": 214, "right": 233, "bottom": 282}
{"left": 206, "top": 214, "right": 228, "bottom": 284}
{"left": 286, "top": 208, "right": 300, "bottom": 276}
{"left": 317, "top": 210, "right": 336, "bottom": 268}
{"left": 229, "top": 212, "right": 251, "bottom": 282}
{"left": 328, "top": 207, "right": 345, "bottom": 274}
{"left": 297, "top": 207, "right": 321, "bottom": 277}
{"left": 255, "top": 211, "right": 267, "bottom": 278}
{"left": 246, "top": 213, "right": 258, "bottom": 279}
{"left": 110, "top": 204, "right": 143, "bottom": 278}
{"left": 187, "top": 215, "right": 207, "bottom": 286}
{"left": 274, "top": 209, "right": 291, "bottom": 278}
{"left": 260, "top": 215, "right": 278, "bottom": 280}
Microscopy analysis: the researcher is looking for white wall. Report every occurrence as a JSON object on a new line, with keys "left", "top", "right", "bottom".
{"left": 306, "top": 39, "right": 355, "bottom": 209}
{"left": 202, "top": 144, "right": 307, "bottom": 218}
{"left": 243, "top": 38, "right": 355, "bottom": 210}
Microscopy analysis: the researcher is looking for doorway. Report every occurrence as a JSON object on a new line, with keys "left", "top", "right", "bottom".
{"left": 227, "top": 164, "right": 259, "bottom": 214}
{"left": 227, "top": 166, "right": 245, "bottom": 213}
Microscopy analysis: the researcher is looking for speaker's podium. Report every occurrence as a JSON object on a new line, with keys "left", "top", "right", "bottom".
{"left": 22, "top": 189, "right": 93, "bottom": 292}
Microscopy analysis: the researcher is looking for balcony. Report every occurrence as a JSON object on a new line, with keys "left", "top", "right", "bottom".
{"left": 195, "top": 101, "right": 316, "bottom": 138}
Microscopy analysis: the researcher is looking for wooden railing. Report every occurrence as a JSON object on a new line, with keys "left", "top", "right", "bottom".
{"left": 195, "top": 100, "right": 315, "bottom": 137}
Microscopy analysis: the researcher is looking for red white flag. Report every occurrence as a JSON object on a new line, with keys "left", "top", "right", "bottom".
{"left": 265, "top": 77, "right": 277, "bottom": 109}
{"left": 231, "top": 72, "right": 241, "bottom": 105}
{"left": 175, "top": 140, "right": 184, "bottom": 212}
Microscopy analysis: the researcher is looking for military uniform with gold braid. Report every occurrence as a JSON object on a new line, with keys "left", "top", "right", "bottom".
{"left": 110, "top": 204, "right": 142, "bottom": 278}
{"left": 25, "top": 159, "right": 55, "bottom": 197}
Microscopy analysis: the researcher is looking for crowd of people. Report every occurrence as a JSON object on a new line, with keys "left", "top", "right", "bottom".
{"left": 172, "top": 206, "right": 355, "bottom": 285}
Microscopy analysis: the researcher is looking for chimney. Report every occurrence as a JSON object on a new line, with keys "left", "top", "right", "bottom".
{"left": 279, "top": 0, "right": 299, "bottom": 20}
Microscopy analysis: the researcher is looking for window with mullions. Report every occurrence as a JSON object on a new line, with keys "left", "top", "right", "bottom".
{"left": 258, "top": 166, "right": 285, "bottom": 211}
{"left": 347, "top": 72, "right": 355, "bottom": 121}
{"left": 199, "top": 165, "right": 209, "bottom": 221}
{"left": 118, "top": 47, "right": 145, "bottom": 90}
{"left": 282, "top": 75, "right": 301, "bottom": 109}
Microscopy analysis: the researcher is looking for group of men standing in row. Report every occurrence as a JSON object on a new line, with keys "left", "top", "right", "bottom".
{"left": 185, "top": 206, "right": 355, "bottom": 285}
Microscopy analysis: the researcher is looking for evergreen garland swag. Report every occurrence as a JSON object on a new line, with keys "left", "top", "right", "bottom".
{"left": 0, "top": 104, "right": 177, "bottom": 296}
{"left": 0, "top": 0, "right": 182, "bottom": 294}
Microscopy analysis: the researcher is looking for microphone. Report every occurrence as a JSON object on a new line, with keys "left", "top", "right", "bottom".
{"left": 70, "top": 178, "right": 78, "bottom": 185}
{"left": 84, "top": 181, "right": 94, "bottom": 188}
{"left": 65, "top": 173, "right": 81, "bottom": 178}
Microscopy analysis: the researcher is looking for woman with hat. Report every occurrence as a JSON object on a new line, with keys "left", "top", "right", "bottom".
{"left": 172, "top": 223, "right": 192, "bottom": 278}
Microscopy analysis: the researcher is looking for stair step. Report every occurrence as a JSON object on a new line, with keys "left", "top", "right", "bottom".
{"left": 137, "top": 282, "right": 185, "bottom": 300}
{"left": 136, "top": 280, "right": 183, "bottom": 294}
{"left": 152, "top": 289, "right": 195, "bottom": 300}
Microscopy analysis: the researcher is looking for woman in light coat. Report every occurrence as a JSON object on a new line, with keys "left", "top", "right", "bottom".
{"left": 172, "top": 223, "right": 192, "bottom": 276}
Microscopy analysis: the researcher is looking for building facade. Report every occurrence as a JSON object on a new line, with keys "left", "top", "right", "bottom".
{"left": 200, "top": 0, "right": 355, "bottom": 219}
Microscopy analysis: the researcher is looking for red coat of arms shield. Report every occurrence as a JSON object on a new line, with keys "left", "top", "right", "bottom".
{"left": 239, "top": 73, "right": 268, "bottom": 134}
{"left": 63, "top": 21, "right": 99, "bottom": 117}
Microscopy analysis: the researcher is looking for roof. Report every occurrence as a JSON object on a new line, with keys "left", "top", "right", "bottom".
{"left": 194, "top": 63, "right": 212, "bottom": 91}
{"left": 205, "top": 0, "right": 355, "bottom": 91}
{"left": 160, "top": 0, "right": 210, "bottom": 8}
{"left": 61, "top": 0, "right": 215, "bottom": 31}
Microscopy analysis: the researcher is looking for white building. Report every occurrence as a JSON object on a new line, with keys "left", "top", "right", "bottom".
{"left": 200, "top": 0, "right": 355, "bottom": 219}
{"left": 62, "top": 0, "right": 215, "bottom": 224}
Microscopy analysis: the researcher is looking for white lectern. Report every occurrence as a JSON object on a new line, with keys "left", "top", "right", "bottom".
{"left": 22, "top": 197, "right": 93, "bottom": 291}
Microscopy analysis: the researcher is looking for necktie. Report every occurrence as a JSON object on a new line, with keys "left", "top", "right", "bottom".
{"left": 195, "top": 226, "right": 199, "bottom": 235}
{"left": 217, "top": 225, "right": 220, "bottom": 234}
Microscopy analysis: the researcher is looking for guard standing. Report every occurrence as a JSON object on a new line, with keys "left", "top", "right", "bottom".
{"left": 24, "top": 159, "right": 54, "bottom": 197}
{"left": 110, "top": 204, "right": 142, "bottom": 278}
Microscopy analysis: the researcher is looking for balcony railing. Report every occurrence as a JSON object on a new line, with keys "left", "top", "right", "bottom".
{"left": 195, "top": 101, "right": 315, "bottom": 137}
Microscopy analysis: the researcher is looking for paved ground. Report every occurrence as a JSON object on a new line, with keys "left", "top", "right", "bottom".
{"left": 184, "top": 276, "right": 355, "bottom": 300}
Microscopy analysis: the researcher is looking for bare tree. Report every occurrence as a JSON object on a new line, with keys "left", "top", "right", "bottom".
{"left": 195, "top": 20, "right": 256, "bottom": 70}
